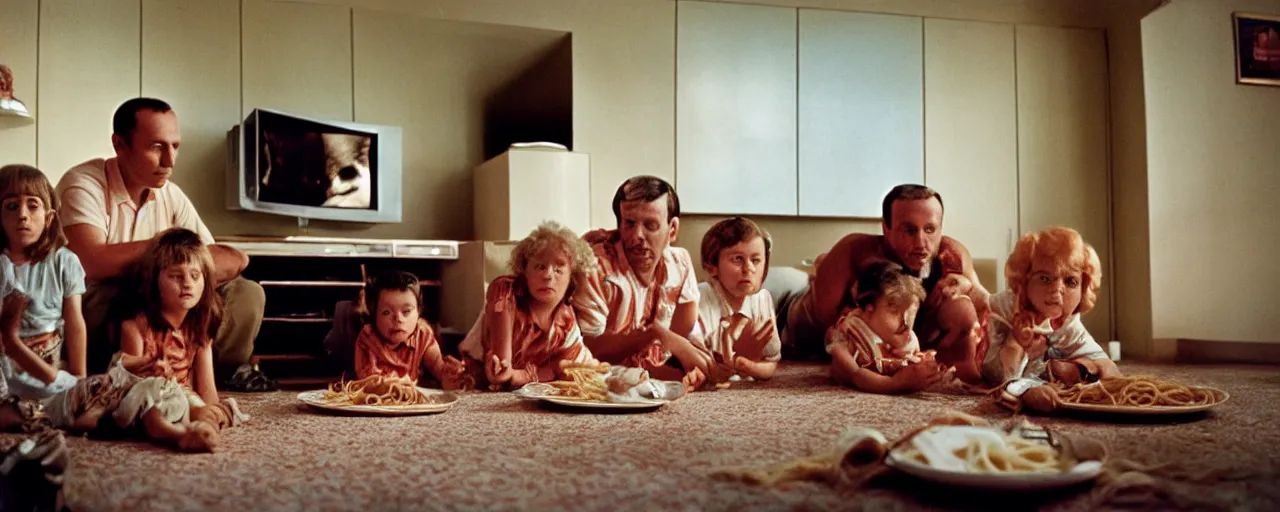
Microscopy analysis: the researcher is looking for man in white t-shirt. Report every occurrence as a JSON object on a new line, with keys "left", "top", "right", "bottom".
{"left": 55, "top": 97, "right": 275, "bottom": 392}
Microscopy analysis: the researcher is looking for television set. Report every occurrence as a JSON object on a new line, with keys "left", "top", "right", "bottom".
{"left": 226, "top": 108, "right": 403, "bottom": 224}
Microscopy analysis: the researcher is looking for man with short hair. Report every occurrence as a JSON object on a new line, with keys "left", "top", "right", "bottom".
{"left": 574, "top": 176, "right": 713, "bottom": 388}
{"left": 772, "top": 184, "right": 991, "bottom": 385}
{"left": 55, "top": 97, "right": 275, "bottom": 392}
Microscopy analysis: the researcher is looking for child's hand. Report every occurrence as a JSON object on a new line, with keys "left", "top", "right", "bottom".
{"left": 681, "top": 366, "right": 707, "bottom": 391}
{"left": 0, "top": 292, "right": 29, "bottom": 336}
{"left": 1017, "top": 334, "right": 1048, "bottom": 360}
{"left": 658, "top": 327, "right": 712, "bottom": 376}
{"left": 892, "top": 357, "right": 945, "bottom": 393}
{"left": 439, "top": 356, "right": 472, "bottom": 391}
{"left": 486, "top": 354, "right": 513, "bottom": 387}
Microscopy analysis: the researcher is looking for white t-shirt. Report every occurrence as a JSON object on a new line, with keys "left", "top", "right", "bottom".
{"left": 981, "top": 290, "right": 1107, "bottom": 381}
{"left": 0, "top": 247, "right": 87, "bottom": 338}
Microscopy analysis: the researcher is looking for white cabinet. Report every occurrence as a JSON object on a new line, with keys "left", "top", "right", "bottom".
{"left": 676, "top": 1, "right": 797, "bottom": 216}
{"left": 923, "top": 18, "right": 1018, "bottom": 289}
{"left": 798, "top": 10, "right": 923, "bottom": 218}
{"left": 472, "top": 148, "right": 591, "bottom": 241}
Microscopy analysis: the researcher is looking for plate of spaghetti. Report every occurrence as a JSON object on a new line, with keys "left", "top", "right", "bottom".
{"left": 884, "top": 424, "right": 1103, "bottom": 490}
{"left": 297, "top": 375, "right": 459, "bottom": 416}
{"left": 1053, "top": 375, "right": 1229, "bottom": 415}
{"left": 512, "top": 361, "right": 679, "bottom": 411}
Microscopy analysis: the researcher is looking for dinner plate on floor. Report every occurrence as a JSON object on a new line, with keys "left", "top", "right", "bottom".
{"left": 513, "top": 382, "right": 674, "bottom": 412}
{"left": 883, "top": 426, "right": 1103, "bottom": 491}
{"left": 297, "top": 388, "right": 459, "bottom": 416}
{"left": 1057, "top": 387, "right": 1229, "bottom": 416}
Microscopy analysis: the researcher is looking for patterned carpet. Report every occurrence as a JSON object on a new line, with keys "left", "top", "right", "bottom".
{"left": 16, "top": 362, "right": 1280, "bottom": 511}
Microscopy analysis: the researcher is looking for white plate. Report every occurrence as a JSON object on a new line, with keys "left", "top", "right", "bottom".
{"left": 297, "top": 388, "right": 458, "bottom": 416}
{"left": 884, "top": 428, "right": 1103, "bottom": 491}
{"left": 512, "top": 382, "right": 673, "bottom": 411}
{"left": 1057, "top": 387, "right": 1229, "bottom": 416}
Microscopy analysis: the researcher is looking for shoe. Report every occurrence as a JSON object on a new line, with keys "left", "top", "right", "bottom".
{"left": 222, "top": 363, "right": 279, "bottom": 392}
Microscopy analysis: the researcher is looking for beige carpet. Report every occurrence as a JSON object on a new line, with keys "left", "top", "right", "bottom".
{"left": 14, "top": 362, "right": 1280, "bottom": 511}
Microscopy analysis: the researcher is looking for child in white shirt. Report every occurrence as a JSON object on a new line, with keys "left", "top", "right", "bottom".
{"left": 694, "top": 217, "right": 781, "bottom": 384}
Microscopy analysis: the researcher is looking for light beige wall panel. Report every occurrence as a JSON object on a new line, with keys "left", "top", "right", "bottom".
{"left": 1106, "top": 18, "right": 1153, "bottom": 357}
{"left": 923, "top": 18, "right": 1017, "bottom": 291}
{"left": 1016, "top": 25, "right": 1111, "bottom": 339}
{"left": 0, "top": 0, "right": 39, "bottom": 166}
{"left": 242, "top": 0, "right": 352, "bottom": 122}
{"left": 278, "top": 0, "right": 676, "bottom": 231}
{"left": 142, "top": 0, "right": 242, "bottom": 237}
{"left": 37, "top": 0, "right": 140, "bottom": 184}
{"left": 1143, "top": 0, "right": 1280, "bottom": 343}
{"left": 798, "top": 9, "right": 922, "bottom": 218}
{"left": 347, "top": 9, "right": 565, "bottom": 241}
{"left": 677, "top": 1, "right": 797, "bottom": 216}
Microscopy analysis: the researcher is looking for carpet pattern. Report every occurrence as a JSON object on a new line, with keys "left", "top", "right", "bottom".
{"left": 12, "top": 362, "right": 1280, "bottom": 511}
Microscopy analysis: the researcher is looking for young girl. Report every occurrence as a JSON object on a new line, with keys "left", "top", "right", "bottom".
{"left": 354, "top": 270, "right": 470, "bottom": 390}
{"left": 694, "top": 217, "right": 780, "bottom": 385}
{"left": 115, "top": 228, "right": 246, "bottom": 448}
{"left": 0, "top": 164, "right": 86, "bottom": 417}
{"left": 826, "top": 261, "right": 945, "bottom": 394}
{"left": 458, "top": 221, "right": 599, "bottom": 390}
{"left": 981, "top": 226, "right": 1120, "bottom": 386}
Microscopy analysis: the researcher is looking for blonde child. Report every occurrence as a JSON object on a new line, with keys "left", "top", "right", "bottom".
{"left": 459, "top": 221, "right": 598, "bottom": 390}
{"left": 694, "top": 217, "right": 780, "bottom": 384}
{"left": 981, "top": 226, "right": 1120, "bottom": 387}
{"left": 113, "top": 228, "right": 246, "bottom": 451}
{"left": 354, "top": 270, "right": 470, "bottom": 390}
{"left": 826, "top": 261, "right": 945, "bottom": 394}
{"left": 0, "top": 164, "right": 86, "bottom": 416}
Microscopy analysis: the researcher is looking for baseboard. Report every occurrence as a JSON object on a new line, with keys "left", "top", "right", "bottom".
{"left": 1174, "top": 338, "right": 1280, "bottom": 365}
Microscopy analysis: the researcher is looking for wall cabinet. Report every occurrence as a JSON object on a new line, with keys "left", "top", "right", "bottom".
{"left": 676, "top": 1, "right": 797, "bottom": 216}
{"left": 798, "top": 10, "right": 923, "bottom": 218}
{"left": 676, "top": 2, "right": 926, "bottom": 218}
{"left": 923, "top": 18, "right": 1018, "bottom": 290}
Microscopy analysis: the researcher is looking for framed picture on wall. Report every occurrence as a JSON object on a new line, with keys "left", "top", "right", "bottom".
{"left": 1235, "top": 12, "right": 1280, "bottom": 86}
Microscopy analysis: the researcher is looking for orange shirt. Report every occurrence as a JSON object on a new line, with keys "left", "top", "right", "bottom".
{"left": 571, "top": 231, "right": 699, "bottom": 368}
{"left": 56, "top": 158, "right": 216, "bottom": 249}
{"left": 458, "top": 275, "right": 590, "bottom": 373}
{"left": 354, "top": 318, "right": 439, "bottom": 381}
{"left": 128, "top": 314, "right": 197, "bottom": 387}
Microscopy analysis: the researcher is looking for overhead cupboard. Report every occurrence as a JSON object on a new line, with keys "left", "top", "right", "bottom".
{"left": 674, "top": 0, "right": 1112, "bottom": 342}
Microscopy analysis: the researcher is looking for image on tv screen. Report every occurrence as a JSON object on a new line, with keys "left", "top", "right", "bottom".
{"left": 252, "top": 110, "right": 378, "bottom": 210}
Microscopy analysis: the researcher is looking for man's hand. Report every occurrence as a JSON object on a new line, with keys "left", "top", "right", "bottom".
{"left": 681, "top": 367, "right": 707, "bottom": 391}
{"left": 581, "top": 229, "right": 611, "bottom": 245}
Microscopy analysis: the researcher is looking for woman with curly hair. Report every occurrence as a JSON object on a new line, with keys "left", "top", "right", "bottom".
{"left": 458, "top": 221, "right": 600, "bottom": 390}
{"left": 980, "top": 226, "right": 1120, "bottom": 387}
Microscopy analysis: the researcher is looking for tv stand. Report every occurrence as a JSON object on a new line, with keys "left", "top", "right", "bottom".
{"left": 216, "top": 235, "right": 460, "bottom": 387}
{"left": 297, "top": 216, "right": 310, "bottom": 236}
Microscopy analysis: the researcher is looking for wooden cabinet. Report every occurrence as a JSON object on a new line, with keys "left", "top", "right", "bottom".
{"left": 676, "top": 1, "right": 797, "bottom": 216}
{"left": 798, "top": 10, "right": 923, "bottom": 218}
{"left": 923, "top": 18, "right": 1018, "bottom": 290}
{"left": 1015, "top": 25, "right": 1112, "bottom": 338}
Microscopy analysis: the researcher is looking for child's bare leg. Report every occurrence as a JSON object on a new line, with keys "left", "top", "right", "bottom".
{"left": 140, "top": 408, "right": 187, "bottom": 446}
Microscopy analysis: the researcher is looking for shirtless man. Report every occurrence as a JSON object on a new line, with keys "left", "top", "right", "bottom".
{"left": 776, "top": 184, "right": 991, "bottom": 385}
{"left": 574, "top": 176, "right": 713, "bottom": 388}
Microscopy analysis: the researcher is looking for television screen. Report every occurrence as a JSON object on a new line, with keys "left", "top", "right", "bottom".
{"left": 251, "top": 110, "right": 378, "bottom": 210}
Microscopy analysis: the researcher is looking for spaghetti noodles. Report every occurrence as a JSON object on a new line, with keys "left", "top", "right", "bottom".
{"left": 1056, "top": 375, "right": 1221, "bottom": 407}
{"left": 323, "top": 375, "right": 428, "bottom": 406}
{"left": 899, "top": 432, "right": 1063, "bottom": 474}
{"left": 546, "top": 360, "right": 612, "bottom": 401}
